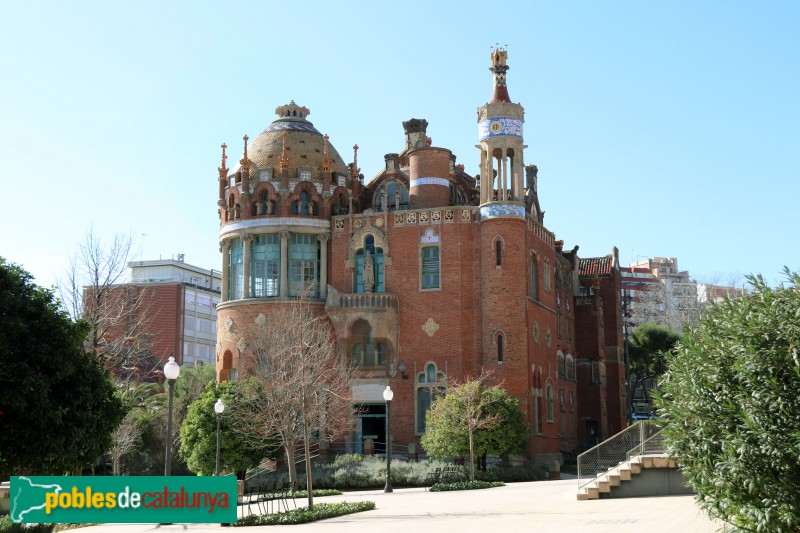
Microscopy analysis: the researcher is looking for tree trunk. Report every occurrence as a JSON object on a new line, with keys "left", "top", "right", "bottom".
{"left": 468, "top": 428, "right": 475, "bottom": 482}
{"left": 286, "top": 443, "right": 298, "bottom": 490}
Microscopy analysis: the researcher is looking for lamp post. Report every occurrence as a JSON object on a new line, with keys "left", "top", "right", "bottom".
{"left": 383, "top": 385, "right": 394, "bottom": 493}
{"left": 214, "top": 399, "right": 225, "bottom": 476}
{"left": 163, "top": 356, "right": 180, "bottom": 476}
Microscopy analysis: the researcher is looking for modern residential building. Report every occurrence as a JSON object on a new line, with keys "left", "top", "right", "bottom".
{"left": 126, "top": 258, "right": 222, "bottom": 368}
{"left": 213, "top": 49, "right": 625, "bottom": 464}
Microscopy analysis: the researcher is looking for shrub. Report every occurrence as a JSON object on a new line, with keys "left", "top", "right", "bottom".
{"left": 657, "top": 271, "right": 800, "bottom": 531}
{"left": 234, "top": 501, "right": 375, "bottom": 526}
{"left": 474, "top": 463, "right": 547, "bottom": 483}
{"left": 331, "top": 454, "right": 364, "bottom": 468}
{"left": 245, "top": 456, "right": 541, "bottom": 491}
{"left": 0, "top": 518, "right": 54, "bottom": 533}
{"left": 429, "top": 480, "right": 504, "bottom": 492}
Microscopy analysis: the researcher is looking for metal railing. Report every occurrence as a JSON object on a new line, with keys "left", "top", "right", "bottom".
{"left": 577, "top": 421, "right": 663, "bottom": 490}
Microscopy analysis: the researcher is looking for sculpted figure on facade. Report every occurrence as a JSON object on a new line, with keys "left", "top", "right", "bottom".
{"left": 363, "top": 249, "right": 375, "bottom": 292}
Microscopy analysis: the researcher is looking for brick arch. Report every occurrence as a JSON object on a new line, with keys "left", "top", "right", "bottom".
{"left": 219, "top": 348, "right": 233, "bottom": 381}
{"left": 289, "top": 181, "right": 323, "bottom": 204}
{"left": 493, "top": 235, "right": 506, "bottom": 267}
{"left": 329, "top": 187, "right": 350, "bottom": 216}
{"left": 289, "top": 182, "right": 323, "bottom": 216}
{"left": 252, "top": 182, "right": 278, "bottom": 215}
{"left": 494, "top": 328, "right": 508, "bottom": 364}
{"left": 350, "top": 226, "right": 387, "bottom": 253}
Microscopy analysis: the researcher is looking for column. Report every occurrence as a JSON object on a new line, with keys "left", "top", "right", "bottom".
{"left": 242, "top": 234, "right": 252, "bottom": 299}
{"left": 318, "top": 234, "right": 329, "bottom": 300}
{"left": 279, "top": 232, "right": 289, "bottom": 298}
{"left": 479, "top": 147, "right": 487, "bottom": 204}
{"left": 502, "top": 148, "right": 509, "bottom": 201}
{"left": 220, "top": 241, "right": 230, "bottom": 302}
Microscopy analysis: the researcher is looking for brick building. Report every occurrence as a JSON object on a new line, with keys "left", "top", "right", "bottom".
{"left": 127, "top": 259, "right": 222, "bottom": 368}
{"left": 214, "top": 49, "right": 624, "bottom": 464}
{"left": 89, "top": 259, "right": 222, "bottom": 379}
{"left": 575, "top": 251, "right": 626, "bottom": 444}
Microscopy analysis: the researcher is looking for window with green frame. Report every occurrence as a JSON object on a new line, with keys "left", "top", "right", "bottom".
{"left": 228, "top": 238, "right": 243, "bottom": 300}
{"left": 421, "top": 246, "right": 440, "bottom": 289}
{"left": 288, "top": 233, "right": 318, "bottom": 297}
{"left": 252, "top": 234, "right": 280, "bottom": 297}
{"left": 416, "top": 363, "right": 445, "bottom": 434}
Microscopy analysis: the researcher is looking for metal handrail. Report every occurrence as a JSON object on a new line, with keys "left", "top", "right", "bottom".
{"left": 577, "top": 421, "right": 662, "bottom": 490}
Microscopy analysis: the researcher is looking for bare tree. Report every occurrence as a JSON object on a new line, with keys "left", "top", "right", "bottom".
{"left": 234, "top": 296, "right": 356, "bottom": 509}
{"left": 59, "top": 227, "right": 158, "bottom": 379}
{"left": 628, "top": 279, "right": 702, "bottom": 332}
{"left": 110, "top": 410, "right": 143, "bottom": 475}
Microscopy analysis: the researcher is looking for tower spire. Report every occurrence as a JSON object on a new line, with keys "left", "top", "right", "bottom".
{"left": 351, "top": 144, "right": 360, "bottom": 179}
{"left": 218, "top": 143, "right": 228, "bottom": 179}
{"left": 489, "top": 45, "right": 511, "bottom": 104}
{"left": 240, "top": 135, "right": 251, "bottom": 170}
{"left": 321, "top": 134, "right": 331, "bottom": 172}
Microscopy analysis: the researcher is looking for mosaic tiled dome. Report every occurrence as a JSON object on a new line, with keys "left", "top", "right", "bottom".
{"left": 231, "top": 101, "right": 349, "bottom": 183}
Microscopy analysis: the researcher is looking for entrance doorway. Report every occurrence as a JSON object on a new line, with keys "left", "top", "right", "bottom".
{"left": 354, "top": 403, "right": 387, "bottom": 454}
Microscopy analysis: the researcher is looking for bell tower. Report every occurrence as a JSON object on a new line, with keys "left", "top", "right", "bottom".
{"left": 476, "top": 48, "right": 530, "bottom": 400}
{"left": 477, "top": 47, "right": 526, "bottom": 211}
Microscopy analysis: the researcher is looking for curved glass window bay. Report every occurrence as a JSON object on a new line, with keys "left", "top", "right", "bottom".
{"left": 252, "top": 234, "right": 280, "bottom": 297}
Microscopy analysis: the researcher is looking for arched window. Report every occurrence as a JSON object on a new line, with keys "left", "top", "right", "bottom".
{"left": 449, "top": 183, "right": 467, "bottom": 206}
{"left": 557, "top": 292, "right": 563, "bottom": 339}
{"left": 416, "top": 362, "right": 445, "bottom": 434}
{"left": 497, "top": 334, "right": 504, "bottom": 363}
{"left": 546, "top": 384, "right": 554, "bottom": 422}
{"left": 557, "top": 351, "right": 565, "bottom": 378}
{"left": 530, "top": 254, "right": 537, "bottom": 300}
{"left": 292, "top": 191, "right": 313, "bottom": 215}
{"left": 335, "top": 194, "right": 348, "bottom": 215}
{"left": 496, "top": 240, "right": 502, "bottom": 267}
{"left": 351, "top": 319, "right": 387, "bottom": 367}
{"left": 565, "top": 354, "right": 575, "bottom": 381}
{"left": 355, "top": 234, "right": 385, "bottom": 293}
{"left": 374, "top": 181, "right": 409, "bottom": 211}
{"left": 221, "top": 350, "right": 233, "bottom": 381}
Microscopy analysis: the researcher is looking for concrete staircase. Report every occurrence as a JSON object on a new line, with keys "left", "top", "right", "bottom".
{"left": 576, "top": 454, "right": 678, "bottom": 500}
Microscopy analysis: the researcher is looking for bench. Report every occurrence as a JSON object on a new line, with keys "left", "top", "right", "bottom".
{"left": 425, "top": 466, "right": 464, "bottom": 489}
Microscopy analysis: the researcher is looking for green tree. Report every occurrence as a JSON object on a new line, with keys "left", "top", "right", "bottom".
{"left": 181, "top": 381, "right": 268, "bottom": 477}
{"left": 0, "top": 258, "right": 125, "bottom": 476}
{"left": 628, "top": 322, "right": 681, "bottom": 408}
{"left": 421, "top": 376, "right": 527, "bottom": 481}
{"left": 656, "top": 271, "right": 800, "bottom": 531}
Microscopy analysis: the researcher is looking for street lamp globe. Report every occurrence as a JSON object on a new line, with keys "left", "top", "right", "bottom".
{"left": 215, "top": 399, "right": 225, "bottom": 415}
{"left": 383, "top": 385, "right": 394, "bottom": 402}
{"left": 164, "top": 356, "right": 180, "bottom": 380}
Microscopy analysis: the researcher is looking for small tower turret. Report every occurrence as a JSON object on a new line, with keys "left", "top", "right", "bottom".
{"left": 477, "top": 46, "right": 526, "bottom": 214}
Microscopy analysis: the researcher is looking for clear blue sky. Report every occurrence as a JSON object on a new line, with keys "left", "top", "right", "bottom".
{"left": 2, "top": 1, "right": 798, "bottom": 290}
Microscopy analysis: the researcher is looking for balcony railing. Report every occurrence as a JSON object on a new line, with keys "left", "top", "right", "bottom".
{"left": 330, "top": 293, "right": 399, "bottom": 311}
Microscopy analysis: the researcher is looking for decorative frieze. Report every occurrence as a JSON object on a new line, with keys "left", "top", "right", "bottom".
{"left": 220, "top": 217, "right": 331, "bottom": 240}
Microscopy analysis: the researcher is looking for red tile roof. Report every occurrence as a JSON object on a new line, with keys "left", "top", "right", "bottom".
{"left": 579, "top": 256, "right": 614, "bottom": 277}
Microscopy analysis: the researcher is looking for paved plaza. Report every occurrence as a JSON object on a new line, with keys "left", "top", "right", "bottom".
{"left": 78, "top": 477, "right": 722, "bottom": 533}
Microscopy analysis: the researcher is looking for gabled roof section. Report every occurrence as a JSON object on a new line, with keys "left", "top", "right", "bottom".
{"left": 579, "top": 256, "right": 614, "bottom": 278}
